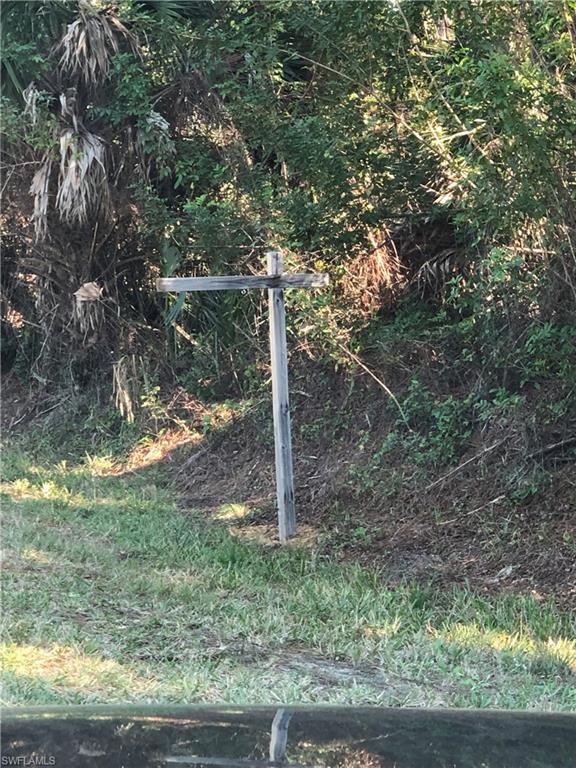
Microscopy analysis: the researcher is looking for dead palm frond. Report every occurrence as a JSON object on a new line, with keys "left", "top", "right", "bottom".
{"left": 23, "top": 82, "right": 40, "bottom": 126}
{"left": 342, "top": 229, "right": 405, "bottom": 316}
{"left": 59, "top": 87, "right": 80, "bottom": 131}
{"left": 72, "top": 280, "right": 104, "bottom": 335}
{"left": 55, "top": 128, "right": 108, "bottom": 225}
{"left": 29, "top": 152, "right": 52, "bottom": 241}
{"left": 54, "top": 1, "right": 137, "bottom": 86}
{"left": 412, "top": 248, "right": 463, "bottom": 298}
{"left": 112, "top": 355, "right": 140, "bottom": 423}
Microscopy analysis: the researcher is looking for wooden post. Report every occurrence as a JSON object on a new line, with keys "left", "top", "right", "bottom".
{"left": 267, "top": 251, "right": 296, "bottom": 541}
{"left": 156, "top": 253, "right": 328, "bottom": 544}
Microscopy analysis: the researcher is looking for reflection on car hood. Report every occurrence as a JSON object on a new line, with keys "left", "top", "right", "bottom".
{"left": 2, "top": 706, "right": 575, "bottom": 768}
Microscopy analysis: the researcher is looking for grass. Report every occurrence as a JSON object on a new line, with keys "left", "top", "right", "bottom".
{"left": 1, "top": 439, "right": 575, "bottom": 709}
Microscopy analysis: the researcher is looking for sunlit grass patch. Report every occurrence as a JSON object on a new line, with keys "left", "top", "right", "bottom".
{"left": 362, "top": 619, "right": 403, "bottom": 638}
{"left": 4, "top": 477, "right": 79, "bottom": 503}
{"left": 214, "top": 503, "right": 252, "bottom": 520}
{"left": 19, "top": 548, "right": 54, "bottom": 566}
{"left": 0, "top": 643, "right": 161, "bottom": 703}
{"left": 436, "top": 623, "right": 576, "bottom": 673}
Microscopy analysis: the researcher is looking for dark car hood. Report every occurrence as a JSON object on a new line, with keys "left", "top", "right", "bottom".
{"left": 2, "top": 706, "right": 575, "bottom": 768}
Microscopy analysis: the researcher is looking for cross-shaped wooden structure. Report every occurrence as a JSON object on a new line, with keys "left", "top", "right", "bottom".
{"left": 156, "top": 251, "right": 329, "bottom": 542}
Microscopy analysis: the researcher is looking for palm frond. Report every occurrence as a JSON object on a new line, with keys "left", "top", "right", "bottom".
{"left": 29, "top": 153, "right": 53, "bottom": 241}
{"left": 54, "top": 1, "right": 137, "bottom": 86}
{"left": 134, "top": 0, "right": 217, "bottom": 21}
{"left": 164, "top": 292, "right": 187, "bottom": 327}
{"left": 0, "top": 1, "right": 74, "bottom": 101}
{"left": 161, "top": 242, "right": 181, "bottom": 276}
{"left": 55, "top": 129, "right": 108, "bottom": 225}
{"left": 412, "top": 249, "right": 462, "bottom": 298}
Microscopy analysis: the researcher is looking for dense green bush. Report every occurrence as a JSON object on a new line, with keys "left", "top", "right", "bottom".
{"left": 1, "top": 0, "right": 574, "bottom": 421}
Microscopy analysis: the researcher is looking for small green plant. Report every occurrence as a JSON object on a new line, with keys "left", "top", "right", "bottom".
{"left": 373, "top": 431, "right": 399, "bottom": 462}
{"left": 519, "top": 323, "right": 576, "bottom": 385}
{"left": 299, "top": 418, "right": 326, "bottom": 441}
{"left": 347, "top": 463, "right": 377, "bottom": 495}
{"left": 562, "top": 531, "right": 576, "bottom": 555}
{"left": 352, "top": 525, "right": 373, "bottom": 544}
{"left": 474, "top": 388, "right": 525, "bottom": 425}
{"left": 400, "top": 380, "right": 474, "bottom": 465}
{"left": 506, "top": 467, "right": 551, "bottom": 505}
{"left": 140, "top": 384, "right": 162, "bottom": 415}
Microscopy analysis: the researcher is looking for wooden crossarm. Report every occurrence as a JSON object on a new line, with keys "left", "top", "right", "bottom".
{"left": 156, "top": 274, "right": 329, "bottom": 292}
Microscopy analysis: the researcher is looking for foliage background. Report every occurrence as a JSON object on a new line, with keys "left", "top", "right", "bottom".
{"left": 1, "top": 0, "right": 575, "bottom": 454}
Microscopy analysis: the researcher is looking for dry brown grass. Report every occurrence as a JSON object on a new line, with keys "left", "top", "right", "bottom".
{"left": 342, "top": 230, "right": 405, "bottom": 316}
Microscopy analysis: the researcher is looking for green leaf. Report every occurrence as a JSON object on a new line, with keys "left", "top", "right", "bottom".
{"left": 164, "top": 291, "right": 186, "bottom": 327}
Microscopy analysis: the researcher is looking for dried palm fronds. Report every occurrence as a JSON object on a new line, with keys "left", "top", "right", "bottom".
{"left": 73, "top": 281, "right": 102, "bottom": 302}
{"left": 72, "top": 285, "right": 103, "bottom": 335}
{"left": 412, "top": 248, "right": 463, "bottom": 298}
{"left": 393, "top": 215, "right": 465, "bottom": 299}
{"left": 29, "top": 153, "right": 52, "bottom": 241}
{"left": 23, "top": 82, "right": 40, "bottom": 126}
{"left": 112, "top": 355, "right": 140, "bottom": 423}
{"left": 54, "top": 0, "right": 137, "bottom": 86}
{"left": 55, "top": 129, "right": 108, "bottom": 225}
{"left": 342, "top": 229, "right": 405, "bottom": 316}
{"left": 59, "top": 87, "right": 80, "bottom": 131}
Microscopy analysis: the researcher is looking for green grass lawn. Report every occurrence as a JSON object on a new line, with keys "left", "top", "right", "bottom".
{"left": 1, "top": 443, "right": 575, "bottom": 709}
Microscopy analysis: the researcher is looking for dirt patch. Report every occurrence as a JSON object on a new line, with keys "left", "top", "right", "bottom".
{"left": 168, "top": 634, "right": 456, "bottom": 702}
{"left": 270, "top": 649, "right": 452, "bottom": 702}
{"left": 172, "top": 371, "right": 576, "bottom": 607}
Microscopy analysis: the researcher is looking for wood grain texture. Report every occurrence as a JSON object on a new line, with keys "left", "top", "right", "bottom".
{"left": 156, "top": 274, "right": 328, "bottom": 292}
{"left": 267, "top": 251, "right": 296, "bottom": 541}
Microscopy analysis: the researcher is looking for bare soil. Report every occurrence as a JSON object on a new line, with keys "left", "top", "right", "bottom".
{"left": 173, "top": 373, "right": 576, "bottom": 607}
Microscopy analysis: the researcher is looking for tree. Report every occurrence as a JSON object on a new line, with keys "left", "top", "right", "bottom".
{"left": 1, "top": 0, "right": 574, "bottom": 411}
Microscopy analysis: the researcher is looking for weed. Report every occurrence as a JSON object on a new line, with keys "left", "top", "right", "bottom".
{"left": 506, "top": 466, "right": 552, "bottom": 505}
{"left": 400, "top": 380, "right": 474, "bottom": 465}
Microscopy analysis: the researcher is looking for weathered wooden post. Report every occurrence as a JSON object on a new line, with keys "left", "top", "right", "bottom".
{"left": 267, "top": 251, "right": 296, "bottom": 541}
{"left": 156, "top": 251, "right": 328, "bottom": 543}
